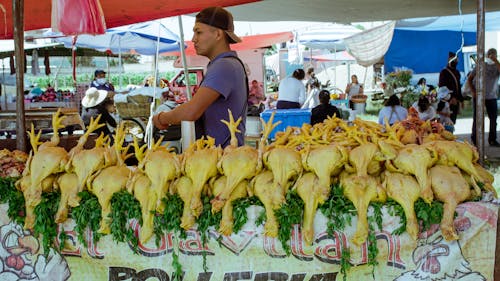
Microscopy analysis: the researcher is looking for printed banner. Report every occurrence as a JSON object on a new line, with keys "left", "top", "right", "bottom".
{"left": 0, "top": 201, "right": 497, "bottom": 281}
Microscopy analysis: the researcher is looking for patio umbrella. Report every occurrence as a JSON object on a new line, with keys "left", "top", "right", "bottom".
{"left": 45, "top": 21, "right": 183, "bottom": 55}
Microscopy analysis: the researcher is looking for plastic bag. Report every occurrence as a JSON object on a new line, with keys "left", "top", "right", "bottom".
{"left": 51, "top": 0, "right": 106, "bottom": 35}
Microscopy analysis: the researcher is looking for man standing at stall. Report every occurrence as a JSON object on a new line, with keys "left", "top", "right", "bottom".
{"left": 468, "top": 48, "right": 500, "bottom": 146}
{"left": 438, "top": 52, "right": 463, "bottom": 124}
{"left": 152, "top": 6, "right": 247, "bottom": 148}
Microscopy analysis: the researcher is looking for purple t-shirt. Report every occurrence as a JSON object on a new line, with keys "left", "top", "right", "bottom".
{"left": 199, "top": 51, "right": 247, "bottom": 147}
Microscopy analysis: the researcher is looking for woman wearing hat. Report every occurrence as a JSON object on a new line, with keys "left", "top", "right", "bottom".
{"left": 81, "top": 87, "right": 117, "bottom": 138}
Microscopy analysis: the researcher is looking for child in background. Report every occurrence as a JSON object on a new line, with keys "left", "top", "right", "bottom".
{"left": 436, "top": 86, "right": 454, "bottom": 132}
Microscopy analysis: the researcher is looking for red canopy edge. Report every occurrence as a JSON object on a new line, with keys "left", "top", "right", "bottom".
{"left": 1, "top": 0, "right": 260, "bottom": 40}
{"left": 162, "top": 31, "right": 294, "bottom": 56}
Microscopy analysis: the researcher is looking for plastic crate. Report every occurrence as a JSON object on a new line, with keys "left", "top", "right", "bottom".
{"left": 260, "top": 109, "right": 311, "bottom": 140}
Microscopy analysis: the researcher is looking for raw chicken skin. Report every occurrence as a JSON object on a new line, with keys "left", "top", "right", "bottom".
{"left": 383, "top": 171, "right": 420, "bottom": 240}
{"left": 128, "top": 172, "right": 155, "bottom": 243}
{"left": 386, "top": 144, "right": 437, "bottom": 203}
{"left": 294, "top": 172, "right": 328, "bottom": 245}
{"left": 301, "top": 144, "right": 348, "bottom": 191}
{"left": 430, "top": 165, "right": 470, "bottom": 241}
{"left": 54, "top": 172, "right": 79, "bottom": 223}
{"left": 263, "top": 147, "right": 303, "bottom": 195}
{"left": 340, "top": 172, "right": 385, "bottom": 246}
{"left": 210, "top": 176, "right": 248, "bottom": 235}
{"left": 250, "top": 170, "right": 285, "bottom": 237}
{"left": 89, "top": 165, "right": 132, "bottom": 234}
{"left": 172, "top": 176, "right": 196, "bottom": 230}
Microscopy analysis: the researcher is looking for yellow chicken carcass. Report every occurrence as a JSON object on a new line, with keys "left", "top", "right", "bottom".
{"left": 89, "top": 165, "right": 131, "bottom": 234}
{"left": 294, "top": 172, "right": 328, "bottom": 245}
{"left": 171, "top": 176, "right": 196, "bottom": 230}
{"left": 127, "top": 171, "right": 155, "bottom": 243}
{"left": 250, "top": 170, "right": 285, "bottom": 237}
{"left": 426, "top": 140, "right": 496, "bottom": 197}
{"left": 385, "top": 144, "right": 438, "bottom": 203}
{"left": 429, "top": 165, "right": 470, "bottom": 241}
{"left": 301, "top": 144, "right": 348, "bottom": 191}
{"left": 183, "top": 137, "right": 222, "bottom": 217}
{"left": 212, "top": 110, "right": 260, "bottom": 213}
{"left": 138, "top": 138, "right": 181, "bottom": 213}
{"left": 87, "top": 124, "right": 132, "bottom": 234}
{"left": 54, "top": 172, "right": 79, "bottom": 223}
{"left": 340, "top": 172, "right": 386, "bottom": 246}
{"left": 345, "top": 142, "right": 385, "bottom": 177}
{"left": 383, "top": 171, "right": 421, "bottom": 240}
{"left": 22, "top": 111, "right": 68, "bottom": 229}
{"left": 210, "top": 176, "right": 248, "bottom": 235}
{"left": 68, "top": 133, "right": 116, "bottom": 195}
{"left": 263, "top": 147, "right": 302, "bottom": 195}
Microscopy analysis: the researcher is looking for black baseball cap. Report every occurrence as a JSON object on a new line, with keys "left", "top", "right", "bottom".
{"left": 195, "top": 7, "right": 242, "bottom": 44}
{"left": 94, "top": 69, "right": 106, "bottom": 76}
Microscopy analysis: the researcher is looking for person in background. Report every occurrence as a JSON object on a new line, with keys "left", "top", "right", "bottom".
{"left": 276, "top": 68, "right": 306, "bottom": 109}
{"left": 90, "top": 69, "right": 115, "bottom": 92}
{"left": 311, "top": 89, "right": 341, "bottom": 125}
{"left": 416, "top": 78, "right": 429, "bottom": 93}
{"left": 469, "top": 48, "right": 500, "bottom": 146}
{"left": 345, "top": 74, "right": 363, "bottom": 109}
{"left": 377, "top": 94, "right": 408, "bottom": 125}
{"left": 248, "top": 79, "right": 265, "bottom": 116}
{"left": 438, "top": 52, "right": 463, "bottom": 124}
{"left": 305, "top": 67, "right": 320, "bottom": 93}
{"left": 81, "top": 87, "right": 117, "bottom": 138}
{"left": 436, "top": 86, "right": 454, "bottom": 132}
{"left": 411, "top": 95, "right": 436, "bottom": 121}
{"left": 152, "top": 6, "right": 247, "bottom": 148}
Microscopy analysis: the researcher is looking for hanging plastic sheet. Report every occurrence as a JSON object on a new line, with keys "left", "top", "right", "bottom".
{"left": 343, "top": 21, "right": 396, "bottom": 67}
{"left": 51, "top": 0, "right": 106, "bottom": 35}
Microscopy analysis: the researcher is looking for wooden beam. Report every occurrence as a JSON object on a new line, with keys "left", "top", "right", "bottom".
{"left": 13, "top": 0, "right": 27, "bottom": 152}
{"left": 475, "top": 0, "right": 485, "bottom": 163}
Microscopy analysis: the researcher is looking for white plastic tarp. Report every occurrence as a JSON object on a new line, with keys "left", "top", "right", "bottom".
{"left": 343, "top": 21, "right": 396, "bottom": 67}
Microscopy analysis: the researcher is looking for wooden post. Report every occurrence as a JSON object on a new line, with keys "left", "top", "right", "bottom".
{"left": 495, "top": 208, "right": 500, "bottom": 280}
{"left": 13, "top": 0, "right": 27, "bottom": 152}
{"left": 475, "top": 0, "right": 485, "bottom": 163}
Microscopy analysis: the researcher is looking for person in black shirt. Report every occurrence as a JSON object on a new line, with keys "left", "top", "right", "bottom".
{"left": 311, "top": 90, "right": 341, "bottom": 125}
{"left": 438, "top": 52, "right": 464, "bottom": 124}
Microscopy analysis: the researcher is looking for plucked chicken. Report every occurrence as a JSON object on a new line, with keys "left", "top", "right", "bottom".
{"left": 54, "top": 172, "right": 79, "bottom": 223}
{"left": 429, "top": 165, "right": 470, "bottom": 241}
{"left": 385, "top": 144, "right": 438, "bottom": 203}
{"left": 22, "top": 111, "right": 68, "bottom": 229}
{"left": 340, "top": 172, "right": 386, "bottom": 246}
{"left": 87, "top": 125, "right": 132, "bottom": 234}
{"left": 426, "top": 140, "right": 496, "bottom": 196}
{"left": 263, "top": 147, "right": 302, "bottom": 195}
{"left": 171, "top": 176, "right": 196, "bottom": 230}
{"left": 301, "top": 143, "right": 348, "bottom": 191}
{"left": 138, "top": 138, "right": 181, "bottom": 213}
{"left": 127, "top": 171, "right": 155, "bottom": 243}
{"left": 183, "top": 137, "right": 222, "bottom": 217}
{"left": 212, "top": 110, "right": 260, "bottom": 213}
{"left": 250, "top": 170, "right": 285, "bottom": 237}
{"left": 294, "top": 172, "right": 327, "bottom": 245}
{"left": 210, "top": 175, "right": 248, "bottom": 235}
{"left": 345, "top": 142, "right": 385, "bottom": 177}
{"left": 383, "top": 171, "right": 420, "bottom": 240}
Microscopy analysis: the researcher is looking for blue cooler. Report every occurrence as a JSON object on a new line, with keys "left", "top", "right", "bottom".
{"left": 260, "top": 109, "right": 311, "bottom": 140}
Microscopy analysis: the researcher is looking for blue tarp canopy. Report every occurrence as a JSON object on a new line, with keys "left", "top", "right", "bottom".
{"left": 384, "top": 12, "right": 500, "bottom": 74}
{"left": 45, "top": 21, "right": 183, "bottom": 56}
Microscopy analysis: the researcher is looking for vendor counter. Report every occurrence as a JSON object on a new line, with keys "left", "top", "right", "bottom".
{"left": 0, "top": 201, "right": 497, "bottom": 281}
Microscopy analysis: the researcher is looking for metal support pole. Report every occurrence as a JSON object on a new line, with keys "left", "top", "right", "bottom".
{"left": 13, "top": 0, "right": 26, "bottom": 151}
{"left": 475, "top": 0, "right": 485, "bottom": 164}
